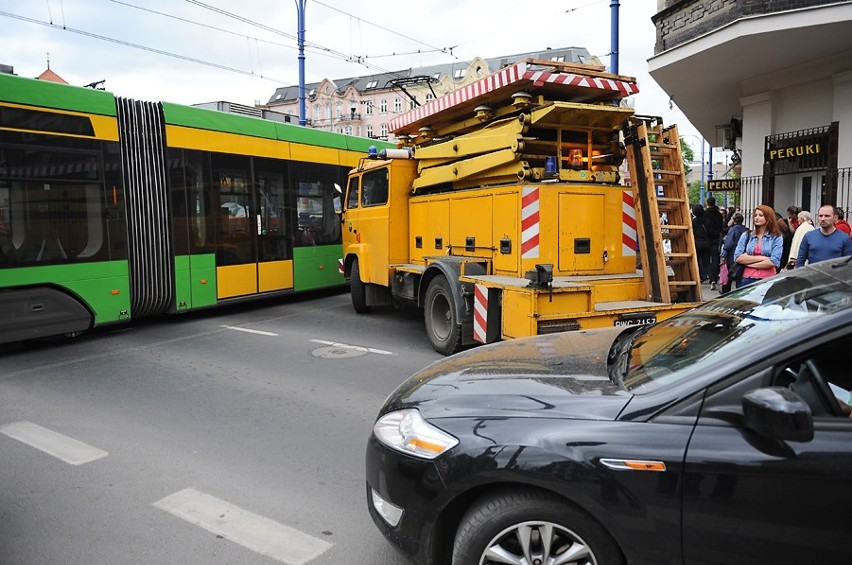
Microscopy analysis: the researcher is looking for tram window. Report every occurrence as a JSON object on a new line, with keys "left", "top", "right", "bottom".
{"left": 168, "top": 149, "right": 213, "bottom": 255}
{"left": 0, "top": 143, "right": 118, "bottom": 265}
{"left": 211, "top": 153, "right": 253, "bottom": 265}
{"left": 291, "top": 161, "right": 345, "bottom": 247}
{"left": 255, "top": 158, "right": 291, "bottom": 262}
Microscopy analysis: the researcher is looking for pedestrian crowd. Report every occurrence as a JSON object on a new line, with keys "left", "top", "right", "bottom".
{"left": 691, "top": 199, "right": 852, "bottom": 292}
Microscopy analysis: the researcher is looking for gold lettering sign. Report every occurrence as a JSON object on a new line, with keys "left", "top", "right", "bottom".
{"left": 767, "top": 143, "right": 822, "bottom": 162}
{"left": 707, "top": 179, "right": 741, "bottom": 192}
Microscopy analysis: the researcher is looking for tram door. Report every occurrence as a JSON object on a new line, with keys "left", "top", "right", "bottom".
{"left": 213, "top": 155, "right": 292, "bottom": 299}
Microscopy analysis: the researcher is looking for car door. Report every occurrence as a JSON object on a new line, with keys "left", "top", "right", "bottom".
{"left": 681, "top": 330, "right": 852, "bottom": 564}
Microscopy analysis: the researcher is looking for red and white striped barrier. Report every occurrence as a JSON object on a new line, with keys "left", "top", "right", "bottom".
{"left": 473, "top": 284, "right": 488, "bottom": 343}
{"left": 622, "top": 190, "right": 637, "bottom": 257}
{"left": 521, "top": 187, "right": 540, "bottom": 259}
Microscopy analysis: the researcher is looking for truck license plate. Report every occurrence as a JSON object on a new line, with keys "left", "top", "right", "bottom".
{"left": 614, "top": 316, "right": 656, "bottom": 327}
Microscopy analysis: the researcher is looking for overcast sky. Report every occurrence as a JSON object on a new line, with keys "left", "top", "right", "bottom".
{"left": 2, "top": 0, "right": 708, "bottom": 154}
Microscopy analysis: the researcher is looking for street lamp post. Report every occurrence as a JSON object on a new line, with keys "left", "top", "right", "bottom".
{"left": 296, "top": 0, "right": 307, "bottom": 127}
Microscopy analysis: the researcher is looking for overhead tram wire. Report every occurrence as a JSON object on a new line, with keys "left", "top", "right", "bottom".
{"left": 110, "top": 0, "right": 297, "bottom": 53}
{"left": 0, "top": 11, "right": 293, "bottom": 85}
{"left": 311, "top": 0, "right": 453, "bottom": 58}
{"left": 183, "top": 0, "right": 405, "bottom": 78}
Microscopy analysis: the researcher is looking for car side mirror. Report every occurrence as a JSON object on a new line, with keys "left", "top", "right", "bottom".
{"left": 742, "top": 387, "right": 814, "bottom": 442}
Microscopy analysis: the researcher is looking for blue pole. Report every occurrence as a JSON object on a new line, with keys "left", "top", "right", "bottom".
{"left": 610, "top": 0, "right": 620, "bottom": 74}
{"left": 707, "top": 146, "right": 713, "bottom": 203}
{"left": 296, "top": 0, "right": 307, "bottom": 126}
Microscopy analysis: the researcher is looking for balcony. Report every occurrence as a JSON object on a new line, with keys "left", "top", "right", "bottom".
{"left": 652, "top": 0, "right": 836, "bottom": 54}
{"left": 648, "top": 0, "right": 852, "bottom": 139}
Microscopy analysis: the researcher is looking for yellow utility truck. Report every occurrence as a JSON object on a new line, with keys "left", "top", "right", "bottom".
{"left": 341, "top": 59, "right": 702, "bottom": 354}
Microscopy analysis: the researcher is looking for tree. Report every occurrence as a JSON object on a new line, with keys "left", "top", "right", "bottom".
{"left": 680, "top": 138, "right": 694, "bottom": 178}
{"left": 688, "top": 180, "right": 701, "bottom": 206}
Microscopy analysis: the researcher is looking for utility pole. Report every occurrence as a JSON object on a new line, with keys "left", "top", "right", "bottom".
{"left": 610, "top": 0, "right": 620, "bottom": 74}
{"left": 296, "top": 0, "right": 307, "bottom": 126}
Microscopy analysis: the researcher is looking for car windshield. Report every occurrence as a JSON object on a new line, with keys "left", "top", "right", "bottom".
{"left": 621, "top": 259, "right": 852, "bottom": 394}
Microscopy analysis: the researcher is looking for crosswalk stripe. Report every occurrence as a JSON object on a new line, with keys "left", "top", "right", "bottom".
{"left": 309, "top": 339, "right": 393, "bottom": 355}
{"left": 154, "top": 488, "right": 332, "bottom": 564}
{"left": 0, "top": 421, "right": 108, "bottom": 465}
{"left": 223, "top": 325, "right": 278, "bottom": 336}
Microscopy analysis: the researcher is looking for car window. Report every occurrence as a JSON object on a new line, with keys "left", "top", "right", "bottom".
{"left": 773, "top": 335, "right": 852, "bottom": 418}
{"left": 622, "top": 264, "right": 852, "bottom": 394}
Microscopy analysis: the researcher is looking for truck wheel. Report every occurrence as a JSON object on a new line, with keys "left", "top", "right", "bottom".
{"left": 424, "top": 276, "right": 462, "bottom": 355}
{"left": 350, "top": 259, "right": 370, "bottom": 313}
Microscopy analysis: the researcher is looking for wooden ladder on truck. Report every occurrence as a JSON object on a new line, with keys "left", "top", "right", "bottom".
{"left": 623, "top": 116, "right": 702, "bottom": 303}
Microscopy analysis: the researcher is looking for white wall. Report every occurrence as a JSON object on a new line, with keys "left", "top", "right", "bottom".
{"left": 834, "top": 70, "right": 852, "bottom": 169}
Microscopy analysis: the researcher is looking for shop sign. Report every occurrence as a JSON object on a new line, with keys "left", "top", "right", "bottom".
{"left": 707, "top": 179, "right": 740, "bottom": 192}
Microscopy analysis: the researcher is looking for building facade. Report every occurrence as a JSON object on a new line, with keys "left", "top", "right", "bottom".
{"left": 262, "top": 47, "right": 601, "bottom": 144}
{"left": 649, "top": 0, "right": 852, "bottom": 217}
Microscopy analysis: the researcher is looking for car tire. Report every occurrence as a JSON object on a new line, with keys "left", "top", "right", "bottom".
{"left": 452, "top": 489, "right": 624, "bottom": 565}
{"left": 350, "top": 258, "right": 370, "bottom": 313}
{"left": 424, "top": 276, "right": 462, "bottom": 355}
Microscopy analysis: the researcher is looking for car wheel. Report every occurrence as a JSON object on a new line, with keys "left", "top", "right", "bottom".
{"left": 452, "top": 489, "right": 624, "bottom": 565}
{"left": 350, "top": 258, "right": 370, "bottom": 313}
{"left": 424, "top": 276, "right": 462, "bottom": 355}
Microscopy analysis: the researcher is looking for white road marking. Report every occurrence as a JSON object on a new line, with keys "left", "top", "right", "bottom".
{"left": 0, "top": 421, "right": 108, "bottom": 466}
{"left": 222, "top": 325, "right": 278, "bottom": 337}
{"left": 309, "top": 339, "right": 393, "bottom": 355}
{"left": 154, "top": 488, "right": 331, "bottom": 564}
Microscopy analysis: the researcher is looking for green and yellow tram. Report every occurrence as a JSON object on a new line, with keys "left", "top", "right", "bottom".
{"left": 0, "top": 72, "right": 388, "bottom": 345}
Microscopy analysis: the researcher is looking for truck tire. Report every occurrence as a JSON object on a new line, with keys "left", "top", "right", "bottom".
{"left": 424, "top": 276, "right": 462, "bottom": 355}
{"left": 350, "top": 258, "right": 370, "bottom": 313}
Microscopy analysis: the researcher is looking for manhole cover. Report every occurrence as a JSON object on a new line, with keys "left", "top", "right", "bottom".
{"left": 311, "top": 345, "right": 369, "bottom": 359}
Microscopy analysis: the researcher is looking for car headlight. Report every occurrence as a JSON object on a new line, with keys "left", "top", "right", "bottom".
{"left": 373, "top": 409, "right": 459, "bottom": 460}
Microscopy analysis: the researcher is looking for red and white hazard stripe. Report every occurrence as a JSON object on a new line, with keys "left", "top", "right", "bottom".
{"left": 622, "top": 190, "right": 637, "bottom": 257}
{"left": 473, "top": 284, "right": 488, "bottom": 343}
{"left": 521, "top": 187, "right": 540, "bottom": 259}
{"left": 389, "top": 61, "right": 639, "bottom": 133}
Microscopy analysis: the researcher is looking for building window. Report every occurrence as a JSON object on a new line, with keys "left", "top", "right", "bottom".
{"left": 313, "top": 104, "right": 320, "bottom": 118}
{"left": 365, "top": 100, "right": 373, "bottom": 116}
{"left": 551, "top": 55, "right": 565, "bottom": 62}
{"left": 336, "top": 102, "right": 343, "bottom": 118}
{"left": 425, "top": 93, "right": 434, "bottom": 103}
{"left": 366, "top": 125, "right": 373, "bottom": 138}
{"left": 366, "top": 80, "right": 378, "bottom": 89}
{"left": 454, "top": 68, "right": 465, "bottom": 79}
{"left": 325, "top": 104, "right": 331, "bottom": 119}
{"left": 344, "top": 125, "right": 352, "bottom": 135}
{"left": 410, "top": 98, "right": 417, "bottom": 110}
{"left": 380, "top": 123, "right": 388, "bottom": 138}
{"left": 380, "top": 99, "right": 388, "bottom": 113}
{"left": 394, "top": 98, "right": 402, "bottom": 113}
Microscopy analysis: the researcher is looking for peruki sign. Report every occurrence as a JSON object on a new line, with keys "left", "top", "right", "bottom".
{"left": 707, "top": 179, "right": 740, "bottom": 192}
{"left": 766, "top": 143, "right": 823, "bottom": 162}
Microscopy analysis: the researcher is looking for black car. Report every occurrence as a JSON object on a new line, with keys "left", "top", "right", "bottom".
{"left": 366, "top": 257, "right": 852, "bottom": 565}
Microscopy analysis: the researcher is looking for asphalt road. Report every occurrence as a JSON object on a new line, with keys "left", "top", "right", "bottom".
{"left": 0, "top": 289, "right": 441, "bottom": 565}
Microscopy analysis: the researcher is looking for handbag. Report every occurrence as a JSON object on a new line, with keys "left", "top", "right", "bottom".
{"left": 730, "top": 262, "right": 745, "bottom": 282}
{"left": 718, "top": 262, "right": 729, "bottom": 286}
